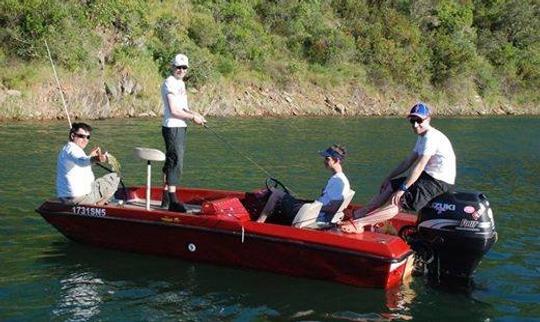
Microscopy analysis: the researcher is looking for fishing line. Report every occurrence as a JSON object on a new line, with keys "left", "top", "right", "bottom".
{"left": 204, "top": 124, "right": 274, "bottom": 177}
{"left": 45, "top": 40, "right": 71, "bottom": 128}
{"left": 203, "top": 124, "right": 295, "bottom": 194}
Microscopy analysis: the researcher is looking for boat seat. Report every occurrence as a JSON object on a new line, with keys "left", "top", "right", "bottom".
{"left": 291, "top": 189, "right": 355, "bottom": 229}
{"left": 134, "top": 147, "right": 166, "bottom": 161}
{"left": 329, "top": 189, "right": 355, "bottom": 224}
{"left": 291, "top": 201, "right": 323, "bottom": 228}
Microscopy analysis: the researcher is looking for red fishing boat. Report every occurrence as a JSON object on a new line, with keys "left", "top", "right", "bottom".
{"left": 37, "top": 148, "right": 496, "bottom": 289}
{"left": 36, "top": 184, "right": 418, "bottom": 288}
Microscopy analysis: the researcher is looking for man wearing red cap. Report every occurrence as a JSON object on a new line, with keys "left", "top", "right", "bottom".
{"left": 341, "top": 103, "right": 456, "bottom": 233}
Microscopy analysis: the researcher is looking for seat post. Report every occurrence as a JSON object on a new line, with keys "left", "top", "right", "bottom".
{"left": 146, "top": 160, "right": 152, "bottom": 210}
{"left": 134, "top": 147, "right": 166, "bottom": 211}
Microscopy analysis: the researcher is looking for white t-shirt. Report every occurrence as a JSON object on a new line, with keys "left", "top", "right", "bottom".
{"left": 56, "top": 142, "right": 95, "bottom": 198}
{"left": 317, "top": 172, "right": 351, "bottom": 206}
{"left": 161, "top": 76, "right": 189, "bottom": 128}
{"left": 413, "top": 127, "right": 456, "bottom": 184}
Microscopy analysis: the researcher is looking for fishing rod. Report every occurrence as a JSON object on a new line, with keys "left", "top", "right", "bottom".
{"left": 96, "top": 162, "right": 114, "bottom": 173}
{"left": 45, "top": 40, "right": 71, "bottom": 128}
{"left": 46, "top": 40, "right": 128, "bottom": 202}
{"left": 191, "top": 108, "right": 277, "bottom": 180}
{"left": 203, "top": 124, "right": 273, "bottom": 177}
{"left": 45, "top": 39, "right": 109, "bottom": 162}
{"left": 203, "top": 123, "right": 296, "bottom": 194}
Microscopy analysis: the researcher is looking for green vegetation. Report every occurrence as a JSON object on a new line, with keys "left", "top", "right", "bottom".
{"left": 0, "top": 0, "right": 538, "bottom": 120}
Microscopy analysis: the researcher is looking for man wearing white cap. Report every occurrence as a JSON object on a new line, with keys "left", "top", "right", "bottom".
{"left": 341, "top": 102, "right": 456, "bottom": 233}
{"left": 160, "top": 53, "right": 206, "bottom": 212}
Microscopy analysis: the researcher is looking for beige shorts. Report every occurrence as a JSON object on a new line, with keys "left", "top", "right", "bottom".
{"left": 61, "top": 173, "right": 120, "bottom": 205}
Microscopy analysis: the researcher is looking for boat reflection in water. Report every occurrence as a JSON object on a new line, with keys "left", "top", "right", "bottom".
{"left": 39, "top": 241, "right": 418, "bottom": 321}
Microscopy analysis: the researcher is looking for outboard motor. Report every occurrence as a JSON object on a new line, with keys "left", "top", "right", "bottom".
{"left": 410, "top": 191, "right": 497, "bottom": 286}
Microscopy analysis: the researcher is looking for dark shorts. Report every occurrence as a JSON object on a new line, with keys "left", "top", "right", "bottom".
{"left": 391, "top": 172, "right": 453, "bottom": 212}
{"left": 267, "top": 193, "right": 307, "bottom": 225}
{"left": 162, "top": 126, "right": 187, "bottom": 186}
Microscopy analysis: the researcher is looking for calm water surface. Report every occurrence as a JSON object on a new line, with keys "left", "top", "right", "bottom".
{"left": 0, "top": 117, "right": 539, "bottom": 321}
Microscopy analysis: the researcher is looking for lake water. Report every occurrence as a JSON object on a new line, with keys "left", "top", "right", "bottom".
{"left": 1, "top": 117, "right": 539, "bottom": 321}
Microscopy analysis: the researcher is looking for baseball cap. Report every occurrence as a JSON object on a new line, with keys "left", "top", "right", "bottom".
{"left": 408, "top": 102, "right": 430, "bottom": 119}
{"left": 171, "top": 54, "right": 189, "bottom": 67}
{"left": 319, "top": 145, "right": 346, "bottom": 161}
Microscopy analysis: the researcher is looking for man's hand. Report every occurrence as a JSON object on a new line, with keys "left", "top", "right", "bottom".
{"left": 191, "top": 112, "right": 207, "bottom": 125}
{"left": 89, "top": 147, "right": 100, "bottom": 157}
{"left": 90, "top": 147, "right": 107, "bottom": 163}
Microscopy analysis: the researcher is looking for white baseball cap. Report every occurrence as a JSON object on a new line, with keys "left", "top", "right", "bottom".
{"left": 171, "top": 54, "right": 189, "bottom": 67}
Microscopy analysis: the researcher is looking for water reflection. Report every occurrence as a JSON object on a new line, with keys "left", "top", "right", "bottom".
{"left": 39, "top": 241, "right": 418, "bottom": 321}
{"left": 54, "top": 272, "right": 104, "bottom": 321}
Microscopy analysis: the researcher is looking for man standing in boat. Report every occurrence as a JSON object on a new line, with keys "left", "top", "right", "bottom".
{"left": 56, "top": 122, "right": 120, "bottom": 205}
{"left": 257, "top": 144, "right": 351, "bottom": 226}
{"left": 341, "top": 103, "right": 455, "bottom": 232}
{"left": 160, "top": 53, "right": 206, "bottom": 212}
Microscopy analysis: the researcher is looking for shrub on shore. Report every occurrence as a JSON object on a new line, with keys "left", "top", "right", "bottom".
{"left": 0, "top": 0, "right": 538, "bottom": 120}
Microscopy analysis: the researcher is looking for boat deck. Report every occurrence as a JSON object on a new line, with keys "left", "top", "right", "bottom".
{"left": 112, "top": 195, "right": 417, "bottom": 242}
{"left": 123, "top": 198, "right": 203, "bottom": 214}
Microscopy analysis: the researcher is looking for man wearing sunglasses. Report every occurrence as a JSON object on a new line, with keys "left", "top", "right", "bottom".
{"left": 56, "top": 122, "right": 120, "bottom": 205}
{"left": 160, "top": 53, "right": 207, "bottom": 212}
{"left": 341, "top": 103, "right": 455, "bottom": 233}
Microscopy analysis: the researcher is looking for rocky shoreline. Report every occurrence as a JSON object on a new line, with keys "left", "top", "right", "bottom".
{"left": 1, "top": 80, "right": 538, "bottom": 122}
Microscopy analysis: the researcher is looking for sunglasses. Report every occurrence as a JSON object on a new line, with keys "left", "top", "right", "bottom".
{"left": 74, "top": 133, "right": 91, "bottom": 139}
{"left": 175, "top": 65, "right": 188, "bottom": 70}
{"left": 409, "top": 118, "right": 424, "bottom": 125}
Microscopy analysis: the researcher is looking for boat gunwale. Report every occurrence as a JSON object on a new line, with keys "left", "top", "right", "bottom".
{"left": 37, "top": 207, "right": 414, "bottom": 264}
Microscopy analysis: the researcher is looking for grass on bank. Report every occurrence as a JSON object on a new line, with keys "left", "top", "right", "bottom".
{"left": 0, "top": 0, "right": 538, "bottom": 120}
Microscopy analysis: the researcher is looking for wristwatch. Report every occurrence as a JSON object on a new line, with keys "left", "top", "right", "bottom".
{"left": 399, "top": 183, "right": 408, "bottom": 192}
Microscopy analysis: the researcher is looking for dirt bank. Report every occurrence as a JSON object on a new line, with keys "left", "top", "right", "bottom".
{"left": 0, "top": 80, "right": 537, "bottom": 122}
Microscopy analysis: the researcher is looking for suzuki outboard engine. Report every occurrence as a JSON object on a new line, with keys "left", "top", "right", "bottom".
{"left": 410, "top": 191, "right": 497, "bottom": 286}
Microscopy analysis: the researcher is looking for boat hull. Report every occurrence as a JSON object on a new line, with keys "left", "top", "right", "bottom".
{"left": 37, "top": 187, "right": 415, "bottom": 288}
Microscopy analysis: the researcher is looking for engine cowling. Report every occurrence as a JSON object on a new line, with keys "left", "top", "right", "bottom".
{"left": 413, "top": 191, "right": 497, "bottom": 285}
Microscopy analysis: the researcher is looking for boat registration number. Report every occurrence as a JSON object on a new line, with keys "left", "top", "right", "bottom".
{"left": 72, "top": 206, "right": 106, "bottom": 217}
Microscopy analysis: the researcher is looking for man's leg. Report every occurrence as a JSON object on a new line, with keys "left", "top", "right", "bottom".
{"left": 162, "top": 127, "right": 187, "bottom": 212}
{"left": 160, "top": 174, "right": 169, "bottom": 208}
{"left": 352, "top": 183, "right": 394, "bottom": 218}
{"left": 257, "top": 189, "right": 285, "bottom": 223}
{"left": 95, "top": 173, "right": 120, "bottom": 205}
{"left": 167, "top": 185, "right": 186, "bottom": 212}
{"left": 77, "top": 173, "right": 120, "bottom": 205}
{"left": 161, "top": 127, "right": 173, "bottom": 208}
{"left": 341, "top": 173, "right": 448, "bottom": 234}
{"left": 341, "top": 202, "right": 399, "bottom": 233}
